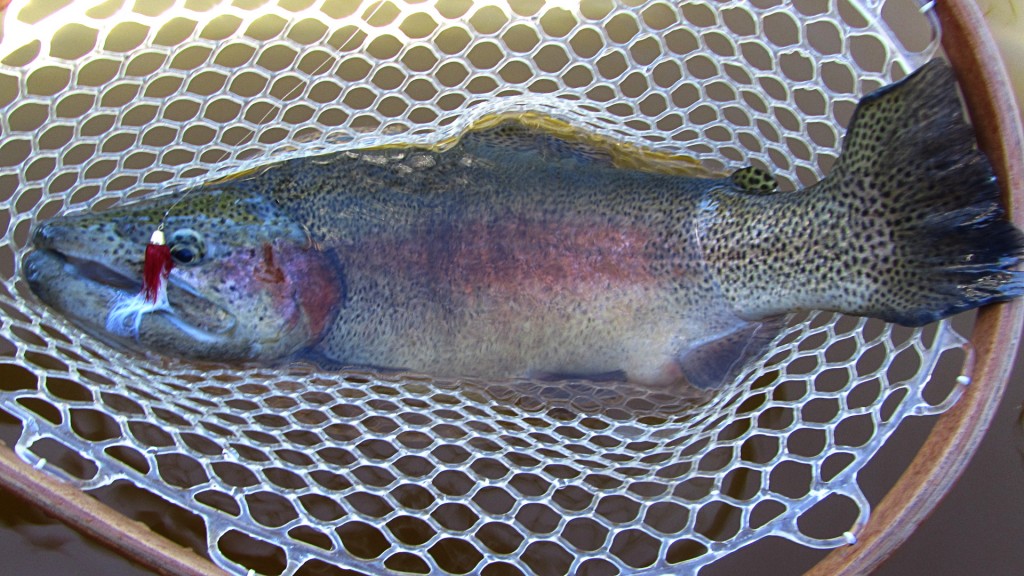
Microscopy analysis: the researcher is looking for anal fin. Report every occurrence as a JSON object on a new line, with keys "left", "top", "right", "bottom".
{"left": 677, "top": 317, "right": 785, "bottom": 390}
{"left": 529, "top": 370, "right": 628, "bottom": 383}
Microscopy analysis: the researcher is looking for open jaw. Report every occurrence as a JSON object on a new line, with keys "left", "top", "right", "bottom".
{"left": 23, "top": 248, "right": 238, "bottom": 348}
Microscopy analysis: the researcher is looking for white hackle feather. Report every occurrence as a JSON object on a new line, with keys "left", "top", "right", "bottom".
{"left": 106, "top": 229, "right": 173, "bottom": 337}
{"left": 105, "top": 284, "right": 171, "bottom": 337}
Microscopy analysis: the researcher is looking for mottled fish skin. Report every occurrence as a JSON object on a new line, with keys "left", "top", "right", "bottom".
{"left": 22, "top": 59, "right": 1024, "bottom": 390}
{"left": 700, "top": 60, "right": 1024, "bottom": 326}
{"left": 283, "top": 146, "right": 746, "bottom": 386}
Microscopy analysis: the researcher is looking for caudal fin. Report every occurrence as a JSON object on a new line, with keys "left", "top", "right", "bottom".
{"left": 824, "top": 59, "right": 1024, "bottom": 325}
{"left": 701, "top": 59, "right": 1024, "bottom": 327}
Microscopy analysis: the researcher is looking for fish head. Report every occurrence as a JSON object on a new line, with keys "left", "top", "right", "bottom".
{"left": 23, "top": 185, "right": 344, "bottom": 364}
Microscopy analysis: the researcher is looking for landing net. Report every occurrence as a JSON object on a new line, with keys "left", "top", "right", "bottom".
{"left": 0, "top": 1, "right": 963, "bottom": 574}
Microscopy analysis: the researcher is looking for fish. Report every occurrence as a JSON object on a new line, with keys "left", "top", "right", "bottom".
{"left": 22, "top": 59, "right": 1024, "bottom": 390}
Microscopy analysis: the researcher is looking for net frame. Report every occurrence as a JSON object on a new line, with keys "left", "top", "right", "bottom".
{"left": 0, "top": 1, "right": 1020, "bottom": 575}
{"left": 811, "top": 4, "right": 1024, "bottom": 572}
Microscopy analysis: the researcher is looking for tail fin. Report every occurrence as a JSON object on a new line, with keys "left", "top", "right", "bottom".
{"left": 825, "top": 59, "right": 1024, "bottom": 325}
{"left": 701, "top": 59, "right": 1024, "bottom": 326}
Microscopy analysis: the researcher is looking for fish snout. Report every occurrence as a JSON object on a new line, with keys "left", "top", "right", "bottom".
{"left": 22, "top": 249, "right": 47, "bottom": 284}
{"left": 31, "top": 219, "right": 56, "bottom": 247}
{"left": 21, "top": 249, "right": 63, "bottom": 300}
{"left": 29, "top": 218, "right": 123, "bottom": 264}
{"left": 31, "top": 220, "right": 64, "bottom": 251}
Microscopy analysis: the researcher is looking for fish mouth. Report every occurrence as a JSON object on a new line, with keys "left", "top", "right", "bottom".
{"left": 64, "top": 253, "right": 140, "bottom": 292}
{"left": 24, "top": 248, "right": 237, "bottom": 344}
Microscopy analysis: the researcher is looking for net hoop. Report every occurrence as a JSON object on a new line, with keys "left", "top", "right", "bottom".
{"left": 812, "top": 1, "right": 1024, "bottom": 572}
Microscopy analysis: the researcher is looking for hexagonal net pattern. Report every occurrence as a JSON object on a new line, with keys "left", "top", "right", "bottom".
{"left": 0, "top": 1, "right": 967, "bottom": 575}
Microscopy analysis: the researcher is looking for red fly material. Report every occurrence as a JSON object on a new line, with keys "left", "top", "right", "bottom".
{"left": 143, "top": 240, "right": 173, "bottom": 303}
{"left": 105, "top": 228, "right": 175, "bottom": 337}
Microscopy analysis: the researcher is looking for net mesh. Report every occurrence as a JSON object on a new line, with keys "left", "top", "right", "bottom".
{"left": 0, "top": 1, "right": 970, "bottom": 574}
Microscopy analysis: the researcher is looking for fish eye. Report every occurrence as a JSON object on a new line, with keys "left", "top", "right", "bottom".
{"left": 168, "top": 228, "right": 206, "bottom": 266}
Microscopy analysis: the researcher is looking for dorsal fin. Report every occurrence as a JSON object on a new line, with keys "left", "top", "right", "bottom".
{"left": 205, "top": 163, "right": 277, "bottom": 186}
{"left": 460, "top": 120, "right": 616, "bottom": 167}
{"left": 454, "top": 113, "right": 711, "bottom": 177}
{"left": 729, "top": 166, "right": 778, "bottom": 194}
{"left": 313, "top": 112, "right": 711, "bottom": 177}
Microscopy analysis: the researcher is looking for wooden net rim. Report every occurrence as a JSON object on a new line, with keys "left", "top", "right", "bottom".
{"left": 810, "top": 1, "right": 1024, "bottom": 572}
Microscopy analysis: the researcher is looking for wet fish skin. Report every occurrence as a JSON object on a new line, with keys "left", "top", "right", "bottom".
{"left": 23, "top": 59, "right": 1024, "bottom": 389}
{"left": 700, "top": 60, "right": 1024, "bottom": 326}
{"left": 25, "top": 135, "right": 752, "bottom": 388}
{"left": 27, "top": 186, "right": 346, "bottom": 363}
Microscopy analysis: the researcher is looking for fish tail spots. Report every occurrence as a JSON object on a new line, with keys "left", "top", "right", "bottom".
{"left": 700, "top": 59, "right": 1024, "bottom": 326}
{"left": 821, "top": 59, "right": 1024, "bottom": 325}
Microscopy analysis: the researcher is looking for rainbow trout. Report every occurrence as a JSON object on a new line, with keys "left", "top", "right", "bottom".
{"left": 23, "top": 60, "right": 1024, "bottom": 389}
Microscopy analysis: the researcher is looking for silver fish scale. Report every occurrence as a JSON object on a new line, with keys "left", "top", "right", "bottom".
{"left": 0, "top": 1, "right": 968, "bottom": 575}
